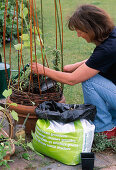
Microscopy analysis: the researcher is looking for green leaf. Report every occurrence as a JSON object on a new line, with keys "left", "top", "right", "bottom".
{"left": 0, "top": 106, "right": 4, "bottom": 110}
{"left": 24, "top": 41, "right": 30, "bottom": 47}
{"left": 23, "top": 7, "right": 28, "bottom": 18}
{"left": 10, "top": 110, "right": 18, "bottom": 121}
{"left": 22, "top": 152, "right": 30, "bottom": 160}
{"left": 27, "top": 142, "right": 44, "bottom": 157}
{"left": 27, "top": 142, "right": 34, "bottom": 151}
{"left": 32, "top": 27, "right": 42, "bottom": 35}
{"left": 10, "top": 103, "right": 17, "bottom": 106}
{"left": 14, "top": 44, "right": 24, "bottom": 51}
{"left": 20, "top": 34, "right": 29, "bottom": 41}
{"left": 2, "top": 89, "right": 12, "bottom": 98}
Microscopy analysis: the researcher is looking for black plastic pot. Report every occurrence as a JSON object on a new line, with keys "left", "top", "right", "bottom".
{"left": 81, "top": 152, "right": 95, "bottom": 170}
{"left": 40, "top": 77, "right": 57, "bottom": 92}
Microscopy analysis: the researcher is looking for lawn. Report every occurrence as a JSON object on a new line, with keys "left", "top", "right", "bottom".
{"left": 0, "top": 0, "right": 116, "bottom": 104}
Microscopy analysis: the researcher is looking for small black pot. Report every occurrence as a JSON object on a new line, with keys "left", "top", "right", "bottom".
{"left": 81, "top": 152, "right": 95, "bottom": 170}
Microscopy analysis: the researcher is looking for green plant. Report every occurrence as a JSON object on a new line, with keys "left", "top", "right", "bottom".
{"left": 0, "top": 89, "right": 18, "bottom": 129}
{"left": 52, "top": 49, "right": 61, "bottom": 71}
{"left": 13, "top": 1, "right": 61, "bottom": 72}
{"left": 0, "top": 0, "right": 32, "bottom": 48}
{"left": 13, "top": 2, "right": 44, "bottom": 91}
{"left": 0, "top": 134, "right": 13, "bottom": 168}
{"left": 13, "top": 1, "right": 42, "bottom": 55}
{"left": 0, "top": 0, "right": 20, "bottom": 47}
{"left": 92, "top": 133, "right": 116, "bottom": 152}
{"left": 13, "top": 66, "right": 31, "bottom": 90}
{"left": 0, "top": 88, "right": 18, "bottom": 168}
{"left": 14, "top": 132, "right": 44, "bottom": 161}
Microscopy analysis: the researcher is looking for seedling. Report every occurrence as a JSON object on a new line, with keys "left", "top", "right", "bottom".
{"left": 0, "top": 88, "right": 18, "bottom": 168}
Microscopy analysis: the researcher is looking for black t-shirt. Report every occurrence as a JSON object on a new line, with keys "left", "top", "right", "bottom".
{"left": 86, "top": 27, "right": 116, "bottom": 85}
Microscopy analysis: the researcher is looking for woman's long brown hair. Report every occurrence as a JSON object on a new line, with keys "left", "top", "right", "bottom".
{"left": 68, "top": 4, "right": 114, "bottom": 43}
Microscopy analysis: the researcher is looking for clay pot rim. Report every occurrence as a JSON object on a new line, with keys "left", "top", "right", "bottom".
{"left": 7, "top": 97, "right": 36, "bottom": 115}
{"left": 7, "top": 95, "right": 65, "bottom": 118}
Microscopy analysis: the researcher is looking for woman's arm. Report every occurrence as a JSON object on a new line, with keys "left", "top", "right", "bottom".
{"left": 32, "top": 62, "right": 99, "bottom": 85}
{"left": 63, "top": 59, "right": 87, "bottom": 72}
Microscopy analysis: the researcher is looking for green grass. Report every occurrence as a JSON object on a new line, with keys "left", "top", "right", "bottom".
{"left": 0, "top": 0, "right": 116, "bottom": 104}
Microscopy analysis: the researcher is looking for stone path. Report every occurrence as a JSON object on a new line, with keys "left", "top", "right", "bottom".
{"left": 5, "top": 147, "right": 116, "bottom": 170}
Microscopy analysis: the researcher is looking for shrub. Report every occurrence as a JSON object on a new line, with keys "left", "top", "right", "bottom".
{"left": 0, "top": 0, "right": 28, "bottom": 47}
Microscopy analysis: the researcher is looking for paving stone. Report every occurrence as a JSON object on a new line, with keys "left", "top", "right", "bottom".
{"left": 41, "top": 162, "right": 82, "bottom": 170}
{"left": 95, "top": 152, "right": 116, "bottom": 169}
{"left": 101, "top": 166, "right": 116, "bottom": 170}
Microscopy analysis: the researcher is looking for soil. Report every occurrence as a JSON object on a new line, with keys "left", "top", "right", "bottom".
{"left": 13, "top": 74, "right": 59, "bottom": 95}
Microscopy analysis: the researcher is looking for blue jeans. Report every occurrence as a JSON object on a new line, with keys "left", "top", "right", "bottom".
{"left": 82, "top": 74, "right": 116, "bottom": 132}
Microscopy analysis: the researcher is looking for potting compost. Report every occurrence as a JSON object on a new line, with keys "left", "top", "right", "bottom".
{"left": 32, "top": 101, "right": 96, "bottom": 165}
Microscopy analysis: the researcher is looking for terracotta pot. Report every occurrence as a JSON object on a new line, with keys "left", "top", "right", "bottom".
{"left": 0, "top": 129, "right": 15, "bottom": 161}
{"left": 8, "top": 95, "right": 65, "bottom": 134}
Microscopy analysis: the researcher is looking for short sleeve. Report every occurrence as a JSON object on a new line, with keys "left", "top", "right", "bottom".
{"left": 85, "top": 46, "right": 116, "bottom": 73}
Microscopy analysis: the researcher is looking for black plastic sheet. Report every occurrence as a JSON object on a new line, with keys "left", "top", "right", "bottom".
{"left": 35, "top": 100, "right": 96, "bottom": 123}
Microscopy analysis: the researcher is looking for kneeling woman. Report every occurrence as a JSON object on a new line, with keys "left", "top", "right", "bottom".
{"left": 32, "top": 4, "right": 116, "bottom": 139}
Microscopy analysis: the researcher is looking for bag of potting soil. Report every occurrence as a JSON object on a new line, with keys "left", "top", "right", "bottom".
{"left": 32, "top": 119, "right": 95, "bottom": 165}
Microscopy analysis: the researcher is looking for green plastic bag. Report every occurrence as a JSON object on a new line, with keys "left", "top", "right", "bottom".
{"left": 32, "top": 119, "right": 95, "bottom": 165}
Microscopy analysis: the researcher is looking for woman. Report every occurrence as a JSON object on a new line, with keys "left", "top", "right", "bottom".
{"left": 32, "top": 4, "right": 116, "bottom": 139}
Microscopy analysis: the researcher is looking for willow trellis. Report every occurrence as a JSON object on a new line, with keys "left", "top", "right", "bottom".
{"left": 3, "top": 0, "right": 64, "bottom": 106}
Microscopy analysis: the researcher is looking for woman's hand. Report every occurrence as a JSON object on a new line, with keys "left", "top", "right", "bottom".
{"left": 31, "top": 62, "right": 44, "bottom": 75}
{"left": 63, "top": 64, "right": 75, "bottom": 72}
